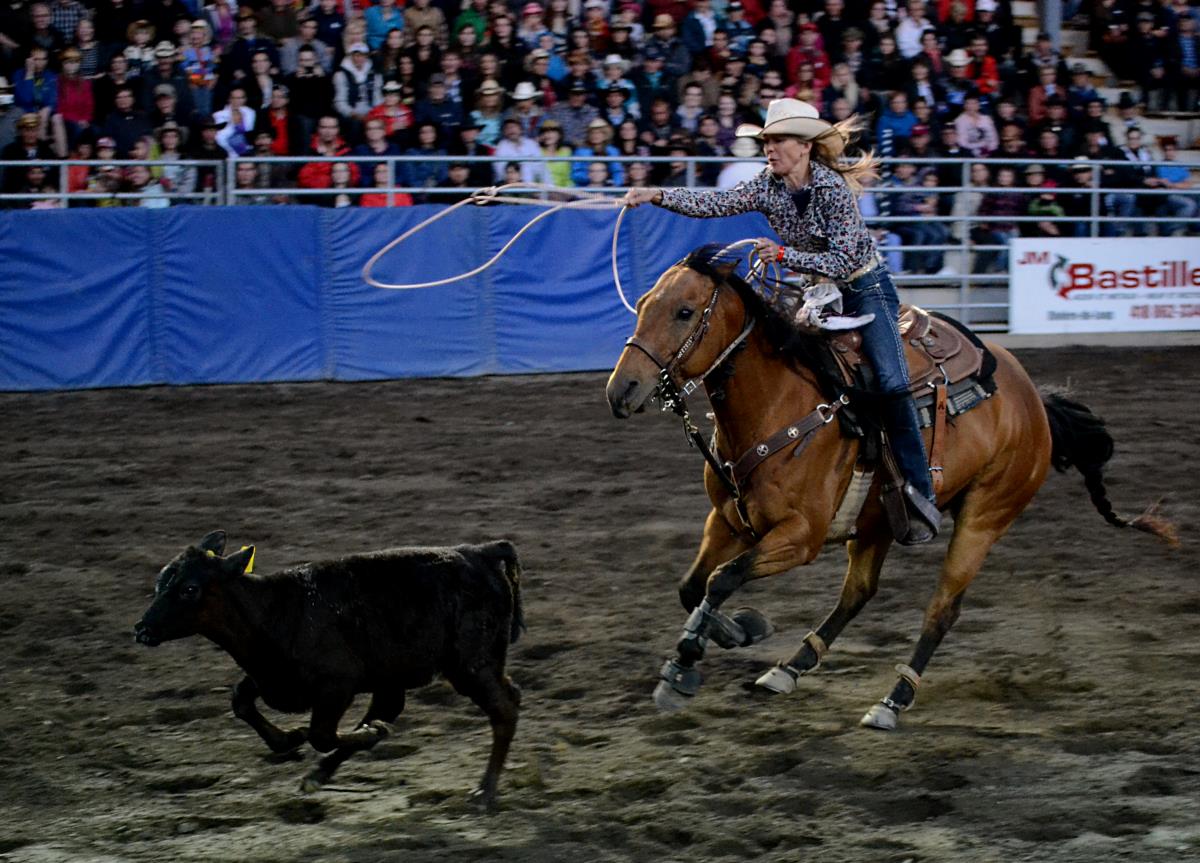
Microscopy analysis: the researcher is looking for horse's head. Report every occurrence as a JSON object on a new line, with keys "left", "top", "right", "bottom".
{"left": 606, "top": 251, "right": 746, "bottom": 419}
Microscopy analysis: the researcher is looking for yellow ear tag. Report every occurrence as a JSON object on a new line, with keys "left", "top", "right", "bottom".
{"left": 205, "top": 550, "right": 217, "bottom": 558}
{"left": 239, "top": 545, "right": 256, "bottom": 574}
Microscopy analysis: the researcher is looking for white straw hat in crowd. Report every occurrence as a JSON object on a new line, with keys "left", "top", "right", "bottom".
{"left": 735, "top": 98, "right": 832, "bottom": 141}
{"left": 510, "top": 81, "right": 540, "bottom": 101}
{"left": 729, "top": 136, "right": 760, "bottom": 157}
{"left": 947, "top": 48, "right": 971, "bottom": 67}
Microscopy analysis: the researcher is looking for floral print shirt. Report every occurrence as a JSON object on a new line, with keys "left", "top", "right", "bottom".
{"left": 657, "top": 161, "right": 878, "bottom": 281}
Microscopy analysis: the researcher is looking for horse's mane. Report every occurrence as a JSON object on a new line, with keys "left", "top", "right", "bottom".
{"left": 678, "top": 244, "right": 838, "bottom": 391}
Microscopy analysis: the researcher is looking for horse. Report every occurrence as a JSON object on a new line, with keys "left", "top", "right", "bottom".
{"left": 605, "top": 245, "right": 1177, "bottom": 729}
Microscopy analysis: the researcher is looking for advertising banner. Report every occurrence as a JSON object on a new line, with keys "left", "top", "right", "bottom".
{"left": 1009, "top": 238, "right": 1200, "bottom": 334}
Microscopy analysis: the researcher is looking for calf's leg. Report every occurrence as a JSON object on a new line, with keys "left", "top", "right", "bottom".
{"left": 450, "top": 668, "right": 520, "bottom": 810}
{"left": 302, "top": 690, "right": 405, "bottom": 792}
{"left": 298, "top": 692, "right": 390, "bottom": 793}
{"left": 231, "top": 676, "right": 308, "bottom": 753}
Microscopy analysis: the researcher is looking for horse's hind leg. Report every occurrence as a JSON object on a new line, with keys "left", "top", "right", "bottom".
{"left": 301, "top": 690, "right": 404, "bottom": 792}
{"left": 756, "top": 529, "right": 893, "bottom": 694}
{"left": 860, "top": 518, "right": 1005, "bottom": 731}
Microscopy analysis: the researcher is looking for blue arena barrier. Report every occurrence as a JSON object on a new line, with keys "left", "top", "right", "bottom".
{"left": 0, "top": 205, "right": 772, "bottom": 392}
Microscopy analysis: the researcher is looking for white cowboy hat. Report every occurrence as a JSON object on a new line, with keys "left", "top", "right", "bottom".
{"left": 735, "top": 98, "right": 832, "bottom": 141}
{"left": 729, "top": 136, "right": 760, "bottom": 157}
{"left": 510, "top": 81, "right": 540, "bottom": 101}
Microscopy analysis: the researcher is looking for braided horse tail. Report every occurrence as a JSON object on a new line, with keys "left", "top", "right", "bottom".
{"left": 1041, "top": 390, "right": 1179, "bottom": 547}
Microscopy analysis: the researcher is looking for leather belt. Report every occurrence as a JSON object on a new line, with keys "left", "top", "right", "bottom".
{"left": 846, "top": 253, "right": 884, "bottom": 283}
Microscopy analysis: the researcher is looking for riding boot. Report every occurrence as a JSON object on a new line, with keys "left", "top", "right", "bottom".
{"left": 881, "top": 393, "right": 940, "bottom": 544}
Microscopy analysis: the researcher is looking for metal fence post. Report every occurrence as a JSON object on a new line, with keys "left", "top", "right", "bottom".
{"left": 1090, "top": 166, "right": 1100, "bottom": 238}
{"left": 959, "top": 158, "right": 971, "bottom": 324}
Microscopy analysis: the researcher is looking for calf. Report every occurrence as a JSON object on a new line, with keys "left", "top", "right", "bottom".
{"left": 134, "top": 530, "right": 524, "bottom": 807}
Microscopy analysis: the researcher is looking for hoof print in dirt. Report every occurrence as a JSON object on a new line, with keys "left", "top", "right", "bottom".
{"left": 276, "top": 799, "right": 326, "bottom": 825}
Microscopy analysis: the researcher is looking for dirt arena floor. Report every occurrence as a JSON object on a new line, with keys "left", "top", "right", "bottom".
{"left": 0, "top": 345, "right": 1197, "bottom": 863}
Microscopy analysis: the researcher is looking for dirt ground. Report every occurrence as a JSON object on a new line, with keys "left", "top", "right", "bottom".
{"left": 0, "top": 345, "right": 1197, "bottom": 863}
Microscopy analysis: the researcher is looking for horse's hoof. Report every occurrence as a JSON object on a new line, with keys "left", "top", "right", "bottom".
{"left": 299, "top": 772, "right": 326, "bottom": 794}
{"left": 860, "top": 701, "right": 899, "bottom": 731}
{"left": 652, "top": 679, "right": 693, "bottom": 712}
{"left": 754, "top": 664, "right": 800, "bottom": 695}
{"left": 730, "top": 607, "right": 775, "bottom": 646}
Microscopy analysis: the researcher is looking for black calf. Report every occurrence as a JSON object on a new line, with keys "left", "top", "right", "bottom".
{"left": 134, "top": 530, "right": 524, "bottom": 807}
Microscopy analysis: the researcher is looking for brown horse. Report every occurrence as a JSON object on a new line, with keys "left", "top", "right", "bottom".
{"left": 605, "top": 246, "right": 1177, "bottom": 729}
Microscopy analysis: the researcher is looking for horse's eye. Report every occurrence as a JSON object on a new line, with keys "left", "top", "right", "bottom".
{"left": 676, "top": 308, "right": 694, "bottom": 321}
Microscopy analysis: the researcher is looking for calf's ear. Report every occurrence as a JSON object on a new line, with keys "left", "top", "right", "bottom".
{"left": 222, "top": 545, "right": 255, "bottom": 577}
{"left": 198, "top": 530, "right": 227, "bottom": 555}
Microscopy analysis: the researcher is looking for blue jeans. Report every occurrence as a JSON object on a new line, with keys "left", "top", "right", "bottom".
{"left": 842, "top": 263, "right": 935, "bottom": 502}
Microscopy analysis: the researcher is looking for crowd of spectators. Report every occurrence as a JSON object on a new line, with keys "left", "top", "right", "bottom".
{"left": 0, "top": 0, "right": 1196, "bottom": 263}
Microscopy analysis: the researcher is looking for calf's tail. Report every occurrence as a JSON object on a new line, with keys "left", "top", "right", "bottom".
{"left": 484, "top": 540, "right": 527, "bottom": 644}
{"left": 1042, "top": 390, "right": 1179, "bottom": 547}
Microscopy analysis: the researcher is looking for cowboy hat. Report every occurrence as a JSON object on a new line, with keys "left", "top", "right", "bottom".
{"left": 729, "top": 136, "right": 759, "bottom": 158}
{"left": 510, "top": 81, "right": 540, "bottom": 101}
{"left": 734, "top": 98, "right": 832, "bottom": 141}
{"left": 947, "top": 48, "right": 970, "bottom": 68}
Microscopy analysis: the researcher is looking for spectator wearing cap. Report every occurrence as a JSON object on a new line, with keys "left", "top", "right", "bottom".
{"left": 973, "top": 0, "right": 1017, "bottom": 60}
{"left": 148, "top": 83, "right": 190, "bottom": 139}
{"left": 571, "top": 117, "right": 622, "bottom": 185}
{"left": 601, "top": 81, "right": 636, "bottom": 127}
{"left": 366, "top": 80, "right": 414, "bottom": 141}
{"left": 581, "top": 0, "right": 612, "bottom": 55}
{"left": 493, "top": 115, "right": 543, "bottom": 183}
{"left": 599, "top": 54, "right": 640, "bottom": 116}
{"left": 524, "top": 47, "right": 561, "bottom": 104}
{"left": 646, "top": 13, "right": 692, "bottom": 78}
{"left": 631, "top": 45, "right": 676, "bottom": 110}
{"left": 545, "top": 80, "right": 598, "bottom": 148}
{"left": 942, "top": 48, "right": 980, "bottom": 117}
{"left": 332, "top": 41, "right": 382, "bottom": 140}
{"left": 1, "top": 113, "right": 58, "bottom": 195}
{"left": 221, "top": 7, "right": 280, "bottom": 87}
{"left": 406, "top": 0, "right": 447, "bottom": 50}
{"left": 142, "top": 41, "right": 197, "bottom": 119}
{"left": 954, "top": 93, "right": 997, "bottom": 157}
{"left": 895, "top": 0, "right": 933, "bottom": 59}
{"left": 516, "top": 3, "right": 549, "bottom": 51}
{"left": 415, "top": 74, "right": 465, "bottom": 140}
{"left": 1149, "top": 136, "right": 1197, "bottom": 236}
{"left": 723, "top": 2, "right": 756, "bottom": 53}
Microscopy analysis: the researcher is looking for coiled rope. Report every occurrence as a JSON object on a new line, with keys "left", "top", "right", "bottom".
{"left": 360, "top": 182, "right": 782, "bottom": 316}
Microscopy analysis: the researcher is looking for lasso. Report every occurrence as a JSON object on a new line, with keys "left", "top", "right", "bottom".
{"left": 361, "top": 183, "right": 842, "bottom": 324}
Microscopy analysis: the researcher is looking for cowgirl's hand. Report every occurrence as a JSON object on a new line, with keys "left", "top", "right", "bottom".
{"left": 621, "top": 187, "right": 662, "bottom": 208}
{"left": 754, "top": 237, "right": 782, "bottom": 263}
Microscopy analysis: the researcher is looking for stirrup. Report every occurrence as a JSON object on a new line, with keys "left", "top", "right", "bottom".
{"left": 897, "top": 483, "right": 941, "bottom": 545}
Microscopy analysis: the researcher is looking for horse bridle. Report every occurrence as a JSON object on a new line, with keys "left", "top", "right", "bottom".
{"left": 623, "top": 275, "right": 760, "bottom": 536}
{"left": 624, "top": 278, "right": 757, "bottom": 411}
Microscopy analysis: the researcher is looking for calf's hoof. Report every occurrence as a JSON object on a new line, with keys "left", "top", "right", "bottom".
{"left": 363, "top": 720, "right": 391, "bottom": 746}
{"left": 754, "top": 664, "right": 801, "bottom": 695}
{"left": 270, "top": 728, "right": 309, "bottom": 754}
{"left": 860, "top": 701, "right": 899, "bottom": 731}
{"left": 299, "top": 770, "right": 329, "bottom": 794}
{"left": 467, "top": 787, "right": 497, "bottom": 812}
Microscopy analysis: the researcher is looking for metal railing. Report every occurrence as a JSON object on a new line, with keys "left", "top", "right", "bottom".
{"left": 2, "top": 154, "right": 1196, "bottom": 330}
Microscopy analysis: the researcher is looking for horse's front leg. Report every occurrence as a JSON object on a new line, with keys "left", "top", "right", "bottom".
{"left": 654, "top": 517, "right": 817, "bottom": 711}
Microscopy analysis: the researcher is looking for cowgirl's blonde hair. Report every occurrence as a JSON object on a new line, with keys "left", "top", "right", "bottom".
{"left": 809, "top": 115, "right": 880, "bottom": 195}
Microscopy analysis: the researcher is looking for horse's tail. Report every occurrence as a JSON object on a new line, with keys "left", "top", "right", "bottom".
{"left": 1041, "top": 390, "right": 1179, "bottom": 547}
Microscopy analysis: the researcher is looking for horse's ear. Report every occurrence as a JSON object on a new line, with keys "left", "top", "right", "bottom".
{"left": 712, "top": 258, "right": 740, "bottom": 281}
